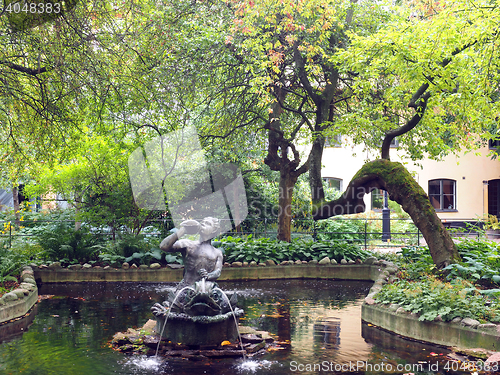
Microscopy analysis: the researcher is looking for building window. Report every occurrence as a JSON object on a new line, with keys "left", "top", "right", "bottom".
{"left": 428, "top": 179, "right": 456, "bottom": 211}
{"left": 489, "top": 139, "right": 500, "bottom": 149}
{"left": 323, "top": 177, "right": 342, "bottom": 191}
{"left": 376, "top": 137, "right": 399, "bottom": 148}
{"left": 325, "top": 135, "right": 342, "bottom": 147}
{"left": 371, "top": 188, "right": 383, "bottom": 210}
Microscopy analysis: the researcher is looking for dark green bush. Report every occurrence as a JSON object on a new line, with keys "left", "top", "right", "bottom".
{"left": 443, "top": 238, "right": 500, "bottom": 286}
{"left": 396, "top": 246, "right": 437, "bottom": 280}
{"left": 376, "top": 277, "right": 500, "bottom": 323}
{"left": 0, "top": 247, "right": 28, "bottom": 283}
{"left": 99, "top": 234, "right": 182, "bottom": 266}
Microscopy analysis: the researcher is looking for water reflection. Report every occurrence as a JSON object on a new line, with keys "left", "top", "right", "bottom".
{"left": 314, "top": 317, "right": 341, "bottom": 349}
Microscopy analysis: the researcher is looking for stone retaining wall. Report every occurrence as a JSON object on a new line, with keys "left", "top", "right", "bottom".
{"left": 0, "top": 266, "right": 38, "bottom": 325}
{"left": 33, "top": 261, "right": 384, "bottom": 284}
{"left": 362, "top": 264, "right": 500, "bottom": 351}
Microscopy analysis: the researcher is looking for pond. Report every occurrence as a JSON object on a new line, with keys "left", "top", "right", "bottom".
{"left": 0, "top": 279, "right": 466, "bottom": 374}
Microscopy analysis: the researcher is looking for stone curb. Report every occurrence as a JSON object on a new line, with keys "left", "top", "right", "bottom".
{"left": 0, "top": 266, "right": 38, "bottom": 325}
{"left": 33, "top": 258, "right": 389, "bottom": 284}
{"left": 361, "top": 263, "right": 500, "bottom": 351}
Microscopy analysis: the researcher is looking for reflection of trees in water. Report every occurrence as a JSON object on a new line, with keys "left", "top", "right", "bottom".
{"left": 362, "top": 322, "right": 453, "bottom": 371}
{"left": 314, "top": 318, "right": 341, "bottom": 349}
{"left": 32, "top": 279, "right": 370, "bottom": 358}
{"left": 32, "top": 298, "right": 152, "bottom": 350}
{"left": 231, "top": 279, "right": 371, "bottom": 341}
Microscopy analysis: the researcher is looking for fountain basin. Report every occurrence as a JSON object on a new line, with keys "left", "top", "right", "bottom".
{"left": 155, "top": 309, "right": 244, "bottom": 346}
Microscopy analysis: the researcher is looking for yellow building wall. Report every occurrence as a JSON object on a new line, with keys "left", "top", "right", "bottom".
{"left": 321, "top": 143, "right": 500, "bottom": 220}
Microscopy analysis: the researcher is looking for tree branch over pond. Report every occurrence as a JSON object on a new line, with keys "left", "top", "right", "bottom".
{"left": 313, "top": 159, "right": 460, "bottom": 269}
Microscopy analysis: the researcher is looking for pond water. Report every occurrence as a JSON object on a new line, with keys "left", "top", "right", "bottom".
{"left": 0, "top": 280, "right": 466, "bottom": 374}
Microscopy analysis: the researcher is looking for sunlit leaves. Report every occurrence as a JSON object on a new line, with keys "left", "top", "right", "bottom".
{"left": 334, "top": 0, "right": 500, "bottom": 160}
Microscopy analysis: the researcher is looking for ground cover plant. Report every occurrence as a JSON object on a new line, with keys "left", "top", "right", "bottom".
{"left": 217, "top": 235, "right": 371, "bottom": 264}
{"left": 376, "top": 238, "right": 500, "bottom": 323}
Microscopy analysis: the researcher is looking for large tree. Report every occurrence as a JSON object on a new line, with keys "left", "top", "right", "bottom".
{"left": 198, "top": 0, "right": 390, "bottom": 241}
{"left": 314, "top": 0, "right": 500, "bottom": 268}
{"left": 0, "top": 0, "right": 195, "bottom": 178}
{"left": 2, "top": 0, "right": 203, "bottom": 221}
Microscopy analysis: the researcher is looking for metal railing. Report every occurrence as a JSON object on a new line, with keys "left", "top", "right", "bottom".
{"left": 0, "top": 217, "right": 485, "bottom": 251}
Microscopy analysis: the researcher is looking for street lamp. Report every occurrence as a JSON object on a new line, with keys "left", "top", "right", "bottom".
{"left": 382, "top": 190, "right": 391, "bottom": 242}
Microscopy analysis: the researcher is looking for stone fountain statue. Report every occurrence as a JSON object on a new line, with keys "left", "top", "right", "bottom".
{"left": 151, "top": 217, "right": 243, "bottom": 346}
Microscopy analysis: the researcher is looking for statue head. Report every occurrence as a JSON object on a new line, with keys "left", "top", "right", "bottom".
{"left": 199, "top": 217, "right": 220, "bottom": 242}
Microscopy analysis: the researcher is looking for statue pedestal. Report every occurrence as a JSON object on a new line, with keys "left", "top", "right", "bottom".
{"left": 155, "top": 310, "right": 242, "bottom": 346}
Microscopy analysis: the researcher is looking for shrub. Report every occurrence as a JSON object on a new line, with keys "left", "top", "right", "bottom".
{"left": 376, "top": 277, "right": 500, "bottom": 323}
{"left": 443, "top": 238, "right": 500, "bottom": 286}
{"left": 36, "top": 222, "right": 103, "bottom": 265}
{"left": 395, "top": 246, "right": 437, "bottom": 280}
{"left": 218, "top": 236, "right": 371, "bottom": 264}
{"left": 98, "top": 234, "right": 182, "bottom": 266}
{"left": 314, "top": 218, "right": 366, "bottom": 242}
{"left": 0, "top": 247, "right": 30, "bottom": 283}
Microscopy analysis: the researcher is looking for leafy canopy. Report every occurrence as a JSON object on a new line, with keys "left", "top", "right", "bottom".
{"left": 334, "top": 0, "right": 500, "bottom": 160}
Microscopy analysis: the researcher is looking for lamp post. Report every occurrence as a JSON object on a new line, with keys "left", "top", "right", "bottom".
{"left": 382, "top": 190, "right": 391, "bottom": 242}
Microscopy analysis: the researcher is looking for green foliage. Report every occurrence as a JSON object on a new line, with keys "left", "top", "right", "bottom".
{"left": 375, "top": 277, "right": 500, "bottom": 323}
{"left": 443, "top": 239, "right": 500, "bottom": 286}
{"left": 219, "top": 236, "right": 370, "bottom": 264}
{"left": 98, "top": 234, "right": 182, "bottom": 266}
{"left": 36, "top": 223, "right": 103, "bottom": 265}
{"left": 97, "top": 253, "right": 126, "bottom": 268}
{"left": 0, "top": 247, "right": 30, "bottom": 284}
{"left": 315, "top": 218, "right": 365, "bottom": 242}
{"left": 483, "top": 214, "right": 500, "bottom": 231}
{"left": 377, "top": 238, "right": 500, "bottom": 323}
{"left": 0, "top": 206, "right": 69, "bottom": 266}
{"left": 395, "top": 246, "right": 437, "bottom": 280}
{"left": 336, "top": 0, "right": 500, "bottom": 160}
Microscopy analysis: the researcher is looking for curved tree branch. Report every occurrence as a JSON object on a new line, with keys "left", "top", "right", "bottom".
{"left": 313, "top": 159, "right": 460, "bottom": 268}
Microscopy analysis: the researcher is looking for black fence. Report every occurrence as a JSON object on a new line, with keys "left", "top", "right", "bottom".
{"left": 0, "top": 217, "right": 485, "bottom": 251}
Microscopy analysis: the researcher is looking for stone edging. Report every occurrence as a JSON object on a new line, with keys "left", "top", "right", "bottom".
{"left": 361, "top": 264, "right": 500, "bottom": 351}
{"left": 0, "top": 266, "right": 38, "bottom": 325}
{"left": 32, "top": 256, "right": 386, "bottom": 283}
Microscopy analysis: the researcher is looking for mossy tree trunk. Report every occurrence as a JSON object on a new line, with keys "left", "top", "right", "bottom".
{"left": 313, "top": 159, "right": 460, "bottom": 269}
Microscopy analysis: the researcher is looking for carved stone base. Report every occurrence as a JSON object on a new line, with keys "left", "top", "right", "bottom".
{"left": 155, "top": 311, "right": 242, "bottom": 346}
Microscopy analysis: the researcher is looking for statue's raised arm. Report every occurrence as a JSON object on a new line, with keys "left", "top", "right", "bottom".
{"left": 159, "top": 220, "right": 196, "bottom": 252}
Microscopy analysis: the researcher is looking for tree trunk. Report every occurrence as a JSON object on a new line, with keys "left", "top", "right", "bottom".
{"left": 313, "top": 159, "right": 460, "bottom": 268}
{"left": 12, "top": 186, "right": 21, "bottom": 226}
{"left": 74, "top": 192, "right": 82, "bottom": 230}
{"left": 264, "top": 87, "right": 309, "bottom": 242}
{"left": 309, "top": 134, "right": 326, "bottom": 206}
{"left": 277, "top": 170, "right": 297, "bottom": 242}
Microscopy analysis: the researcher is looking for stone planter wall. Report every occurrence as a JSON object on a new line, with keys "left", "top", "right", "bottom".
{"left": 362, "top": 265, "right": 500, "bottom": 351}
{"left": 32, "top": 257, "right": 386, "bottom": 284}
{"left": 0, "top": 266, "right": 38, "bottom": 325}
